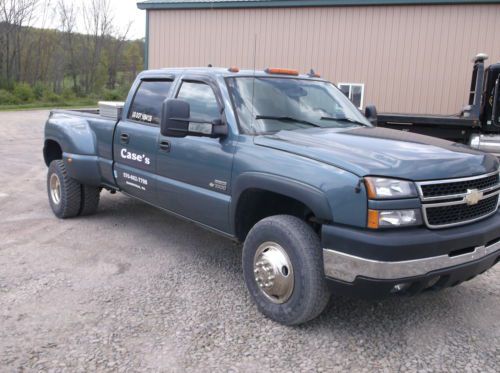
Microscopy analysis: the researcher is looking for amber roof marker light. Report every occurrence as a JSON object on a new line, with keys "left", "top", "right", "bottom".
{"left": 265, "top": 68, "right": 300, "bottom": 76}
{"left": 308, "top": 68, "right": 321, "bottom": 78}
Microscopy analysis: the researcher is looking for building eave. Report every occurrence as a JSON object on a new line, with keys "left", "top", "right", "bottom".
{"left": 137, "top": 0, "right": 500, "bottom": 11}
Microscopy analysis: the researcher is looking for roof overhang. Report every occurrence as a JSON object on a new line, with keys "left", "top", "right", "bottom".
{"left": 137, "top": 0, "right": 500, "bottom": 11}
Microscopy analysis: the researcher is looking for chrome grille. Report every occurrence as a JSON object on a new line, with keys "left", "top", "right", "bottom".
{"left": 425, "top": 195, "right": 499, "bottom": 226}
{"left": 420, "top": 173, "right": 499, "bottom": 198}
{"left": 417, "top": 171, "right": 500, "bottom": 229}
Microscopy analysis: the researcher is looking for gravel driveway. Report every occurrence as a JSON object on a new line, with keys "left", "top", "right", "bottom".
{"left": 0, "top": 110, "right": 499, "bottom": 372}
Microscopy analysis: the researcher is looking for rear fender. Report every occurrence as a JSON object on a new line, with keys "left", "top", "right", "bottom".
{"left": 45, "top": 113, "right": 98, "bottom": 155}
{"left": 44, "top": 113, "right": 102, "bottom": 186}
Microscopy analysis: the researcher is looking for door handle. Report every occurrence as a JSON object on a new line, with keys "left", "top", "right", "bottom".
{"left": 159, "top": 140, "right": 171, "bottom": 152}
{"left": 120, "top": 133, "right": 129, "bottom": 144}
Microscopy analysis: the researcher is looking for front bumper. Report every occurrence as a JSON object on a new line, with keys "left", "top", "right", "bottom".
{"left": 321, "top": 212, "right": 500, "bottom": 298}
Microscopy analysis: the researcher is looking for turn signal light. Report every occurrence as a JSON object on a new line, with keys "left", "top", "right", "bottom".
{"left": 365, "top": 180, "right": 378, "bottom": 199}
{"left": 367, "top": 209, "right": 380, "bottom": 229}
{"left": 265, "top": 68, "right": 299, "bottom": 76}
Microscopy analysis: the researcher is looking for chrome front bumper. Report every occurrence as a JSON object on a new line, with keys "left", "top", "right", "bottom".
{"left": 323, "top": 239, "right": 500, "bottom": 283}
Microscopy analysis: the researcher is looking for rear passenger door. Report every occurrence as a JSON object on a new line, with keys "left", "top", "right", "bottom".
{"left": 113, "top": 79, "right": 173, "bottom": 203}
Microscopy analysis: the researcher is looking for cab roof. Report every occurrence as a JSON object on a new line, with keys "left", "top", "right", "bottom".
{"left": 139, "top": 67, "right": 325, "bottom": 80}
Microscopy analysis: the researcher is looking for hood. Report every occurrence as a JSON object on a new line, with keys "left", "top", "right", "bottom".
{"left": 254, "top": 126, "right": 498, "bottom": 180}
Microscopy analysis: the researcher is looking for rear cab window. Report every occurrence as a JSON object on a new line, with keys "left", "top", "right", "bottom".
{"left": 128, "top": 80, "right": 173, "bottom": 125}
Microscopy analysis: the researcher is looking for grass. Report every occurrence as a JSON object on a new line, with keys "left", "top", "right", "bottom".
{"left": 0, "top": 98, "right": 97, "bottom": 111}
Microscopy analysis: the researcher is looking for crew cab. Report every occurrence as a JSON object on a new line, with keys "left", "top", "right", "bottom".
{"left": 43, "top": 67, "right": 500, "bottom": 325}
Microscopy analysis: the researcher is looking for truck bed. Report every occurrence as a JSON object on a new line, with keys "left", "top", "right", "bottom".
{"left": 377, "top": 113, "right": 478, "bottom": 143}
{"left": 51, "top": 108, "right": 100, "bottom": 117}
{"left": 378, "top": 113, "right": 476, "bottom": 127}
{"left": 45, "top": 109, "right": 119, "bottom": 188}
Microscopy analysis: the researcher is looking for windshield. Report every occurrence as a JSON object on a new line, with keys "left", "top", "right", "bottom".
{"left": 226, "top": 77, "right": 371, "bottom": 135}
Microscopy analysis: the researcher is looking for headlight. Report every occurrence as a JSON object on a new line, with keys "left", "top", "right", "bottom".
{"left": 364, "top": 177, "right": 417, "bottom": 199}
{"left": 368, "top": 209, "right": 422, "bottom": 229}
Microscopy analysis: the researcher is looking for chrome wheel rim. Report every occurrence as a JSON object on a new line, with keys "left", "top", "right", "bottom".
{"left": 49, "top": 173, "right": 61, "bottom": 205}
{"left": 253, "top": 241, "right": 294, "bottom": 304}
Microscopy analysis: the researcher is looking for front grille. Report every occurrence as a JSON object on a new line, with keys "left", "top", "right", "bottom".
{"left": 417, "top": 172, "right": 500, "bottom": 228}
{"left": 425, "top": 195, "right": 499, "bottom": 227}
{"left": 421, "top": 173, "right": 499, "bottom": 198}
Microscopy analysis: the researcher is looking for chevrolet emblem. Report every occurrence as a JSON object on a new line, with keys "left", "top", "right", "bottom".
{"left": 464, "top": 189, "right": 483, "bottom": 206}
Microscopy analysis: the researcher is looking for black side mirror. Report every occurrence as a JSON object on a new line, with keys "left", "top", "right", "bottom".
{"left": 161, "top": 98, "right": 190, "bottom": 137}
{"left": 161, "top": 98, "right": 228, "bottom": 138}
{"left": 365, "top": 105, "right": 378, "bottom": 126}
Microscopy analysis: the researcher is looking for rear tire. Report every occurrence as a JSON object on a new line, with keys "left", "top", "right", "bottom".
{"left": 47, "top": 160, "right": 81, "bottom": 219}
{"left": 242, "top": 215, "right": 330, "bottom": 325}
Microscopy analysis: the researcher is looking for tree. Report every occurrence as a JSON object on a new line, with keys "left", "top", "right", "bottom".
{"left": 81, "top": 0, "right": 112, "bottom": 94}
{"left": 0, "top": 0, "right": 144, "bottom": 102}
{"left": 124, "top": 40, "right": 144, "bottom": 84}
{"left": 105, "top": 21, "right": 131, "bottom": 90}
{"left": 58, "top": 0, "right": 78, "bottom": 91}
{"left": 0, "top": 0, "right": 39, "bottom": 85}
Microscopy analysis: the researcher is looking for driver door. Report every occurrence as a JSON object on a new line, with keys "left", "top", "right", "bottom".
{"left": 156, "top": 78, "right": 235, "bottom": 232}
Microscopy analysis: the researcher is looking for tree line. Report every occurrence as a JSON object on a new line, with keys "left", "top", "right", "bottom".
{"left": 0, "top": 0, "right": 144, "bottom": 106}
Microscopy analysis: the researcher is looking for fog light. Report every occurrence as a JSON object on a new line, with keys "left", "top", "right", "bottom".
{"left": 391, "top": 282, "right": 410, "bottom": 293}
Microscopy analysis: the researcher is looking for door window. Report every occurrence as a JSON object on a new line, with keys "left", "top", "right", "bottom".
{"left": 128, "top": 80, "right": 173, "bottom": 125}
{"left": 177, "top": 81, "right": 220, "bottom": 121}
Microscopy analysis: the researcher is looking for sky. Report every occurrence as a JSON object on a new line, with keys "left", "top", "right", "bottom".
{"left": 34, "top": 0, "right": 146, "bottom": 40}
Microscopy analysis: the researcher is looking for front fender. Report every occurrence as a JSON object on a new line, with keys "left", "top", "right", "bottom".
{"left": 231, "top": 172, "right": 334, "bottom": 225}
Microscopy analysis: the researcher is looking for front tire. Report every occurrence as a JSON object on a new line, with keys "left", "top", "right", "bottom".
{"left": 47, "top": 160, "right": 81, "bottom": 218}
{"left": 242, "top": 215, "right": 330, "bottom": 325}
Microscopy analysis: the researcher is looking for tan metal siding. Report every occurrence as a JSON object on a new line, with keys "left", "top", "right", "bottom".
{"left": 148, "top": 4, "right": 500, "bottom": 114}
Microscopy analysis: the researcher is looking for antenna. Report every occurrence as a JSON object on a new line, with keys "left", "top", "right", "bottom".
{"left": 252, "top": 34, "right": 257, "bottom": 74}
{"left": 251, "top": 34, "right": 257, "bottom": 129}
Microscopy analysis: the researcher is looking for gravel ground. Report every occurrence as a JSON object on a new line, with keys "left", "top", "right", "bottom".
{"left": 0, "top": 110, "right": 499, "bottom": 372}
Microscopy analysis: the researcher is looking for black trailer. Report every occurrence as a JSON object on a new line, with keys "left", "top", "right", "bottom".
{"left": 371, "top": 54, "right": 500, "bottom": 157}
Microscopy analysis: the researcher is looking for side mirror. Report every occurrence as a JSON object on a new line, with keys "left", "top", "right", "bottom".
{"left": 365, "top": 105, "right": 378, "bottom": 126}
{"left": 161, "top": 98, "right": 190, "bottom": 137}
{"left": 161, "top": 98, "right": 228, "bottom": 138}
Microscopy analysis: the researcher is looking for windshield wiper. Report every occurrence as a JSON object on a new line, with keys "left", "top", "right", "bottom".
{"left": 320, "top": 116, "right": 367, "bottom": 126}
{"left": 256, "top": 115, "right": 321, "bottom": 128}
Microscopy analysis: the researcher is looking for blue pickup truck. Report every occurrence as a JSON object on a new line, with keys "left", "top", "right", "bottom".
{"left": 44, "top": 67, "right": 500, "bottom": 325}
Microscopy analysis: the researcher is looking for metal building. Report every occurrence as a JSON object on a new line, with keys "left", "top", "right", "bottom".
{"left": 137, "top": 0, "right": 500, "bottom": 115}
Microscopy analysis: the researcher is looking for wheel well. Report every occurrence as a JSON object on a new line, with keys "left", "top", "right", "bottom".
{"left": 44, "top": 140, "right": 62, "bottom": 166}
{"left": 235, "top": 189, "right": 318, "bottom": 242}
